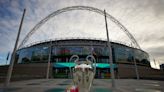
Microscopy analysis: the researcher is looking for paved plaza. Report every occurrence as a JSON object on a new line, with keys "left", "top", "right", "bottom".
{"left": 0, "top": 79, "right": 164, "bottom": 92}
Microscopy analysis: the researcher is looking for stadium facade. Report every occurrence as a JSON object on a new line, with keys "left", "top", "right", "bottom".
{"left": 1, "top": 38, "right": 164, "bottom": 82}
{"left": 14, "top": 38, "right": 151, "bottom": 79}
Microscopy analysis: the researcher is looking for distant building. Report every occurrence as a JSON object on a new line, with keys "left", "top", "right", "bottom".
{"left": 160, "top": 64, "right": 164, "bottom": 71}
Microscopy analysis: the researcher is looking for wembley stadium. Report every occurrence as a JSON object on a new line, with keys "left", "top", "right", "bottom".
{"left": 8, "top": 38, "right": 157, "bottom": 79}
{"left": 1, "top": 6, "right": 163, "bottom": 83}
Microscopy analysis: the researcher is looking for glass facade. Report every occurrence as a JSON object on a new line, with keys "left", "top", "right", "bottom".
{"left": 113, "top": 44, "right": 150, "bottom": 65}
{"left": 16, "top": 40, "right": 150, "bottom": 78}
{"left": 17, "top": 45, "right": 49, "bottom": 63}
{"left": 50, "top": 46, "right": 110, "bottom": 63}
{"left": 16, "top": 41, "right": 150, "bottom": 66}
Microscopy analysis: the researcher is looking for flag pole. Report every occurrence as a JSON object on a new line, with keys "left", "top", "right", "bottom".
{"left": 104, "top": 10, "right": 115, "bottom": 88}
{"left": 5, "top": 9, "right": 26, "bottom": 87}
{"left": 46, "top": 41, "right": 52, "bottom": 79}
{"left": 6, "top": 52, "right": 10, "bottom": 65}
{"left": 134, "top": 57, "right": 139, "bottom": 80}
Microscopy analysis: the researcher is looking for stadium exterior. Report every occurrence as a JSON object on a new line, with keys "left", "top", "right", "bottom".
{"left": 0, "top": 6, "right": 163, "bottom": 85}
{"left": 15, "top": 38, "right": 151, "bottom": 78}
{"left": 1, "top": 38, "right": 164, "bottom": 82}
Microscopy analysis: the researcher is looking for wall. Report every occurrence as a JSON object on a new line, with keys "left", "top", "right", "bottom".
{"left": 0, "top": 63, "right": 163, "bottom": 83}
{"left": 117, "top": 64, "right": 164, "bottom": 80}
{"left": 0, "top": 63, "right": 53, "bottom": 83}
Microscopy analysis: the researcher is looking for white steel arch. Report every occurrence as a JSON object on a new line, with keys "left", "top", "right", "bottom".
{"left": 18, "top": 6, "right": 141, "bottom": 49}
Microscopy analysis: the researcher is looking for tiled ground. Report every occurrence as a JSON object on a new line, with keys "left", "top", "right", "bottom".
{"left": 0, "top": 79, "right": 163, "bottom": 92}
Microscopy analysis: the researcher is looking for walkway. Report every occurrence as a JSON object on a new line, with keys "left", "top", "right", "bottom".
{"left": 0, "top": 79, "right": 163, "bottom": 92}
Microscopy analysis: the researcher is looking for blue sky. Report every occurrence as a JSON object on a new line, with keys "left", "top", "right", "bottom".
{"left": 0, "top": 0, "right": 164, "bottom": 69}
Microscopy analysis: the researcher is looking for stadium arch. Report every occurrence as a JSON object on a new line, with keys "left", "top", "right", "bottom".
{"left": 18, "top": 6, "right": 141, "bottom": 49}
